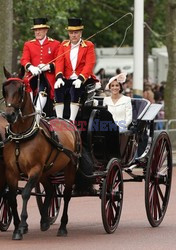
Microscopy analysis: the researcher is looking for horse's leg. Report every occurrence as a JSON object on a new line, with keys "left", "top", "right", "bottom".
{"left": 57, "top": 163, "right": 76, "bottom": 237}
{"left": 6, "top": 187, "right": 21, "bottom": 240}
{"left": 0, "top": 172, "right": 20, "bottom": 238}
{"left": 39, "top": 178, "right": 54, "bottom": 231}
{"left": 5, "top": 171, "right": 22, "bottom": 240}
{"left": 18, "top": 174, "right": 38, "bottom": 237}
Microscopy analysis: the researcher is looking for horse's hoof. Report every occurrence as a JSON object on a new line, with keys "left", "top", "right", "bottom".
{"left": 12, "top": 230, "right": 23, "bottom": 240}
{"left": 57, "top": 228, "right": 68, "bottom": 237}
{"left": 19, "top": 226, "right": 28, "bottom": 235}
{"left": 40, "top": 221, "right": 50, "bottom": 231}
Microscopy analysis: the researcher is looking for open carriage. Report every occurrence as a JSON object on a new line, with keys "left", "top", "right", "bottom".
{"left": 0, "top": 78, "right": 172, "bottom": 237}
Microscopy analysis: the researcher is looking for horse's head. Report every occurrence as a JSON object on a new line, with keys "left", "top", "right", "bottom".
{"left": 2, "top": 67, "right": 26, "bottom": 124}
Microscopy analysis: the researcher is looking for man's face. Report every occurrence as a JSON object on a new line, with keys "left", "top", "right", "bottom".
{"left": 34, "top": 28, "right": 48, "bottom": 40}
{"left": 68, "top": 30, "right": 82, "bottom": 44}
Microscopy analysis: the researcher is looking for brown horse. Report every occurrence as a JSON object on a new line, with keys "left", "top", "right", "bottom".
{"left": 2, "top": 68, "right": 81, "bottom": 240}
{"left": 0, "top": 114, "right": 21, "bottom": 232}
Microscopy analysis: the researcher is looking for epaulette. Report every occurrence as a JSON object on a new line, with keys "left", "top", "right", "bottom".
{"left": 80, "top": 40, "right": 87, "bottom": 47}
{"left": 48, "top": 37, "right": 54, "bottom": 41}
{"left": 63, "top": 40, "right": 70, "bottom": 47}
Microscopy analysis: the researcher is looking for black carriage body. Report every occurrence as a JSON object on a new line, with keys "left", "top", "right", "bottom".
{"left": 1, "top": 81, "right": 173, "bottom": 235}
{"left": 83, "top": 98, "right": 151, "bottom": 168}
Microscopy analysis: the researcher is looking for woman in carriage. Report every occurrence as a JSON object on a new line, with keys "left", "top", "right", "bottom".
{"left": 103, "top": 72, "right": 132, "bottom": 132}
{"left": 91, "top": 73, "right": 133, "bottom": 158}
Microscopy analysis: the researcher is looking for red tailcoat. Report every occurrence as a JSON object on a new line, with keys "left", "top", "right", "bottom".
{"left": 55, "top": 40, "right": 97, "bottom": 82}
{"left": 21, "top": 37, "right": 60, "bottom": 99}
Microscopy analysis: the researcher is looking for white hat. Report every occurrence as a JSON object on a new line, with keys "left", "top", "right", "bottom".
{"left": 105, "top": 73, "right": 127, "bottom": 90}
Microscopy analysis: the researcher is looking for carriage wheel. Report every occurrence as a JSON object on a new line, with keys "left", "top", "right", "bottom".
{"left": 35, "top": 183, "right": 63, "bottom": 225}
{"left": 145, "top": 131, "right": 172, "bottom": 227}
{"left": 0, "top": 194, "right": 12, "bottom": 231}
{"left": 101, "top": 158, "right": 123, "bottom": 234}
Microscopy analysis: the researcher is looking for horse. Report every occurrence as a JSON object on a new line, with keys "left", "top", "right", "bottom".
{"left": 2, "top": 68, "right": 81, "bottom": 240}
{"left": 0, "top": 113, "right": 21, "bottom": 232}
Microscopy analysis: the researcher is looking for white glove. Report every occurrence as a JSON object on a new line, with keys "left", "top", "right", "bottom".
{"left": 95, "top": 81, "right": 101, "bottom": 90}
{"left": 54, "top": 78, "right": 65, "bottom": 89}
{"left": 28, "top": 65, "right": 41, "bottom": 76}
{"left": 72, "top": 79, "right": 82, "bottom": 88}
{"left": 38, "top": 63, "right": 50, "bottom": 72}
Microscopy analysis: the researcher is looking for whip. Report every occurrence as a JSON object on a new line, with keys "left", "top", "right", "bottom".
{"left": 43, "top": 12, "right": 134, "bottom": 66}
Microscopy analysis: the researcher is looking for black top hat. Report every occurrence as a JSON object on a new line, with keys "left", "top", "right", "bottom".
{"left": 66, "top": 18, "right": 84, "bottom": 31}
{"left": 31, "top": 18, "right": 50, "bottom": 30}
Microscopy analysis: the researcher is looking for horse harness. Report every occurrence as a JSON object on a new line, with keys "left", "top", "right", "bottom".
{"left": 5, "top": 118, "right": 81, "bottom": 175}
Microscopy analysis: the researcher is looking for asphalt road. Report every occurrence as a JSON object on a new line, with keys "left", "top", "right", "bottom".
{"left": 1, "top": 168, "right": 176, "bottom": 250}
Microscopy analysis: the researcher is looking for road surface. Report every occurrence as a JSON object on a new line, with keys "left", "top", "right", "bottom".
{"left": 1, "top": 168, "right": 176, "bottom": 250}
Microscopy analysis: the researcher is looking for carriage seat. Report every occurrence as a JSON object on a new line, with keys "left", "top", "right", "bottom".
{"left": 81, "top": 82, "right": 96, "bottom": 106}
{"left": 93, "top": 97, "right": 150, "bottom": 123}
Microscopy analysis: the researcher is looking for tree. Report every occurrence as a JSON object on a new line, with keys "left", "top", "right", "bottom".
{"left": 11, "top": 0, "right": 166, "bottom": 82}
{"left": 144, "top": 0, "right": 167, "bottom": 81}
{"left": 0, "top": 0, "right": 13, "bottom": 85}
{"left": 165, "top": 0, "right": 176, "bottom": 120}
{"left": 12, "top": 0, "right": 79, "bottom": 72}
{"left": 74, "top": 0, "right": 134, "bottom": 47}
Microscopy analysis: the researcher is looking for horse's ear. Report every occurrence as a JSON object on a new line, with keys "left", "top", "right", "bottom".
{"left": 18, "top": 66, "right": 25, "bottom": 79}
{"left": 3, "top": 66, "right": 12, "bottom": 79}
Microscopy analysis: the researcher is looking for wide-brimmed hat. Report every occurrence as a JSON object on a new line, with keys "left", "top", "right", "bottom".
{"left": 31, "top": 18, "right": 50, "bottom": 30}
{"left": 65, "top": 18, "right": 84, "bottom": 31}
{"left": 105, "top": 73, "right": 127, "bottom": 90}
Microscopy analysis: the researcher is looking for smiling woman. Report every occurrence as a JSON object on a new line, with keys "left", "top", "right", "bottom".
{"left": 103, "top": 73, "right": 132, "bottom": 131}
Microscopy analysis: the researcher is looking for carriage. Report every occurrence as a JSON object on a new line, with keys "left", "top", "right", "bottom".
{"left": 0, "top": 75, "right": 172, "bottom": 237}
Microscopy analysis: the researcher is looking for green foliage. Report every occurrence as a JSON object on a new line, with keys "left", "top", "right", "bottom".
{"left": 13, "top": 0, "right": 79, "bottom": 54}
{"left": 13, "top": 0, "right": 166, "bottom": 55}
{"left": 74, "top": 0, "right": 134, "bottom": 47}
{"left": 144, "top": 0, "right": 167, "bottom": 49}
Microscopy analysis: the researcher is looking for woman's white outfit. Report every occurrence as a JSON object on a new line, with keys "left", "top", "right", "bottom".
{"left": 103, "top": 95, "right": 132, "bottom": 131}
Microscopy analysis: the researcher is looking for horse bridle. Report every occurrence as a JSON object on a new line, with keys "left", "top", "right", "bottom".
{"left": 3, "top": 77, "right": 26, "bottom": 112}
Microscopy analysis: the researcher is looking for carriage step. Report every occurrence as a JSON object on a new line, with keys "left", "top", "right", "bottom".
{"left": 92, "top": 171, "right": 107, "bottom": 177}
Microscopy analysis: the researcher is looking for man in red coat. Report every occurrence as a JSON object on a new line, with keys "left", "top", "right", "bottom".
{"left": 54, "top": 17, "right": 98, "bottom": 121}
{"left": 20, "top": 17, "right": 60, "bottom": 118}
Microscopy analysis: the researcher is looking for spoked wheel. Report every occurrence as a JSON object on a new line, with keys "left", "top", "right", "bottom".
{"left": 35, "top": 183, "right": 63, "bottom": 224}
{"left": 145, "top": 131, "right": 172, "bottom": 227}
{"left": 0, "top": 193, "right": 12, "bottom": 231}
{"left": 101, "top": 158, "right": 123, "bottom": 234}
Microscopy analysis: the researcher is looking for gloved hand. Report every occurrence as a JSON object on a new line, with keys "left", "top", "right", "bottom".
{"left": 54, "top": 78, "right": 65, "bottom": 89}
{"left": 38, "top": 63, "right": 50, "bottom": 72}
{"left": 95, "top": 81, "right": 101, "bottom": 90}
{"left": 72, "top": 79, "right": 82, "bottom": 88}
{"left": 28, "top": 65, "right": 42, "bottom": 76}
